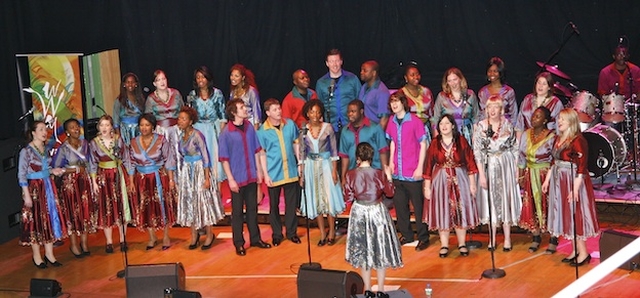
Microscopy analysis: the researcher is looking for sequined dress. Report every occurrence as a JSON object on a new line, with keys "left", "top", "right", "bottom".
{"left": 344, "top": 167, "right": 402, "bottom": 270}
{"left": 176, "top": 129, "right": 225, "bottom": 228}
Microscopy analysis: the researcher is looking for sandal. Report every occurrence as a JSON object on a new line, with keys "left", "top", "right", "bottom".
{"left": 528, "top": 235, "right": 542, "bottom": 253}
{"left": 458, "top": 245, "right": 469, "bottom": 257}
{"left": 545, "top": 236, "right": 558, "bottom": 254}
{"left": 439, "top": 247, "right": 449, "bottom": 258}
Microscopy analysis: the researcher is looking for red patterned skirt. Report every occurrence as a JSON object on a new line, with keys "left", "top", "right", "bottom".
{"left": 59, "top": 171, "right": 97, "bottom": 234}
{"left": 95, "top": 166, "right": 137, "bottom": 228}
{"left": 20, "top": 178, "right": 68, "bottom": 245}
{"left": 519, "top": 167, "right": 549, "bottom": 232}
{"left": 134, "top": 167, "right": 176, "bottom": 230}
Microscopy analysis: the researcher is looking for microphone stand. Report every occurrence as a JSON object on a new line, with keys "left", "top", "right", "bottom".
{"left": 116, "top": 151, "right": 129, "bottom": 279}
{"left": 481, "top": 124, "right": 506, "bottom": 279}
{"left": 537, "top": 22, "right": 579, "bottom": 76}
{"left": 462, "top": 91, "right": 482, "bottom": 250}
{"left": 299, "top": 124, "right": 321, "bottom": 270}
{"left": 625, "top": 68, "right": 640, "bottom": 189}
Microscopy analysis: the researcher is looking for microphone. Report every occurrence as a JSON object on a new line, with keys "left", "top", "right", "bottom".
{"left": 143, "top": 87, "right": 150, "bottom": 93}
{"left": 94, "top": 104, "right": 107, "bottom": 115}
{"left": 615, "top": 82, "right": 620, "bottom": 95}
{"left": 328, "top": 79, "right": 335, "bottom": 98}
{"left": 300, "top": 121, "right": 309, "bottom": 135}
{"left": 569, "top": 22, "right": 580, "bottom": 35}
{"left": 568, "top": 151, "right": 582, "bottom": 159}
{"left": 462, "top": 89, "right": 469, "bottom": 106}
{"left": 17, "top": 106, "right": 35, "bottom": 122}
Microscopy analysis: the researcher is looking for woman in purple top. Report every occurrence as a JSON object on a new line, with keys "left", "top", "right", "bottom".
{"left": 52, "top": 118, "right": 94, "bottom": 257}
{"left": 432, "top": 68, "right": 479, "bottom": 144}
{"left": 176, "top": 107, "right": 224, "bottom": 250}
{"left": 344, "top": 142, "right": 402, "bottom": 296}
{"left": 89, "top": 115, "right": 133, "bottom": 254}
{"left": 145, "top": 70, "right": 183, "bottom": 171}
{"left": 18, "top": 121, "right": 67, "bottom": 268}
{"left": 477, "top": 57, "right": 518, "bottom": 126}
{"left": 129, "top": 113, "right": 177, "bottom": 251}
{"left": 515, "top": 72, "right": 564, "bottom": 140}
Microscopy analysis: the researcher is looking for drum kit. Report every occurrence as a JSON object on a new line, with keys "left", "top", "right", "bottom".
{"left": 538, "top": 62, "right": 640, "bottom": 189}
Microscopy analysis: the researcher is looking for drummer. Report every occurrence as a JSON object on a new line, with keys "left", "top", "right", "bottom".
{"left": 598, "top": 37, "right": 640, "bottom": 99}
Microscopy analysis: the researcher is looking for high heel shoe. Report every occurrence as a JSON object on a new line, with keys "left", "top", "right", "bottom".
{"left": 317, "top": 238, "right": 327, "bottom": 247}
{"left": 529, "top": 235, "right": 542, "bottom": 253}
{"left": 188, "top": 239, "right": 200, "bottom": 250}
{"left": 70, "top": 247, "right": 84, "bottom": 258}
{"left": 105, "top": 243, "right": 114, "bottom": 254}
{"left": 201, "top": 235, "right": 216, "bottom": 250}
{"left": 545, "top": 236, "right": 558, "bottom": 254}
{"left": 561, "top": 256, "right": 576, "bottom": 263}
{"left": 146, "top": 240, "right": 157, "bottom": 250}
{"left": 120, "top": 242, "right": 128, "bottom": 252}
{"left": 81, "top": 248, "right": 91, "bottom": 256}
{"left": 44, "top": 256, "right": 63, "bottom": 267}
{"left": 570, "top": 254, "right": 592, "bottom": 267}
{"left": 32, "top": 258, "right": 47, "bottom": 269}
{"left": 327, "top": 238, "right": 336, "bottom": 246}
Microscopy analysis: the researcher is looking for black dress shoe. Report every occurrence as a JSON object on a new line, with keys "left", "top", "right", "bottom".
{"left": 33, "top": 258, "right": 47, "bottom": 269}
{"left": 44, "top": 256, "right": 63, "bottom": 267}
{"left": 70, "top": 247, "right": 84, "bottom": 258}
{"left": 120, "top": 242, "right": 128, "bottom": 252}
{"left": 146, "top": 241, "right": 157, "bottom": 250}
{"left": 81, "top": 248, "right": 91, "bottom": 256}
{"left": 439, "top": 247, "right": 449, "bottom": 258}
{"left": 561, "top": 256, "right": 576, "bottom": 263}
{"left": 272, "top": 238, "right": 282, "bottom": 247}
{"left": 458, "top": 245, "right": 469, "bottom": 257}
{"left": 235, "top": 246, "right": 246, "bottom": 256}
{"left": 503, "top": 246, "right": 512, "bottom": 252}
{"left": 570, "top": 254, "right": 592, "bottom": 267}
{"left": 250, "top": 241, "right": 272, "bottom": 249}
{"left": 364, "top": 290, "right": 376, "bottom": 298}
{"left": 317, "top": 238, "right": 327, "bottom": 246}
{"left": 105, "top": 244, "right": 114, "bottom": 254}
{"left": 399, "top": 237, "right": 413, "bottom": 245}
{"left": 188, "top": 239, "right": 199, "bottom": 250}
{"left": 289, "top": 236, "right": 301, "bottom": 244}
{"left": 415, "top": 241, "right": 429, "bottom": 251}
{"left": 201, "top": 237, "right": 215, "bottom": 250}
{"left": 327, "top": 238, "right": 335, "bottom": 246}
{"left": 376, "top": 291, "right": 390, "bottom": 298}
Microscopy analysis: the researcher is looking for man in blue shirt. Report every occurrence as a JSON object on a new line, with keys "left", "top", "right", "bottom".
{"left": 219, "top": 98, "right": 271, "bottom": 256}
{"left": 316, "top": 49, "right": 361, "bottom": 134}
{"left": 359, "top": 60, "right": 391, "bottom": 130}
{"left": 257, "top": 99, "right": 302, "bottom": 246}
{"left": 339, "top": 99, "right": 389, "bottom": 183}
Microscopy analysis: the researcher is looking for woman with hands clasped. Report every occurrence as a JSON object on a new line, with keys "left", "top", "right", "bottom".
{"left": 423, "top": 114, "right": 478, "bottom": 258}
{"left": 542, "top": 109, "right": 599, "bottom": 266}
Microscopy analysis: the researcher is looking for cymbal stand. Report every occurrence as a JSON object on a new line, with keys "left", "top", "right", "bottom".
{"left": 626, "top": 80, "right": 640, "bottom": 189}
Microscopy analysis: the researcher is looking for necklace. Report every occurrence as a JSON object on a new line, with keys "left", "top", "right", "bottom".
{"left": 309, "top": 124, "right": 322, "bottom": 139}
{"left": 98, "top": 136, "right": 115, "bottom": 153}
{"left": 32, "top": 142, "right": 46, "bottom": 156}
{"left": 404, "top": 86, "right": 421, "bottom": 99}
{"left": 156, "top": 90, "right": 170, "bottom": 103}
{"left": 489, "top": 119, "right": 502, "bottom": 139}
{"left": 531, "top": 128, "right": 548, "bottom": 143}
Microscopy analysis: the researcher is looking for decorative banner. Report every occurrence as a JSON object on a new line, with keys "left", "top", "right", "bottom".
{"left": 24, "top": 54, "right": 84, "bottom": 150}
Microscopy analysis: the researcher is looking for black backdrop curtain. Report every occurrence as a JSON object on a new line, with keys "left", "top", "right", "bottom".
{"left": 1, "top": 0, "right": 639, "bottom": 140}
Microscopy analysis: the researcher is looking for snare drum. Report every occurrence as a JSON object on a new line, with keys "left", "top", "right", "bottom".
{"left": 583, "top": 124, "right": 626, "bottom": 179}
{"left": 602, "top": 93, "right": 626, "bottom": 123}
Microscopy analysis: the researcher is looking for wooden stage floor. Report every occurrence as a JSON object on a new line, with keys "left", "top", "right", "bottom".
{"left": 1, "top": 179, "right": 639, "bottom": 297}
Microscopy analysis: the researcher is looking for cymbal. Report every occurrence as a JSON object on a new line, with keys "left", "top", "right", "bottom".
{"left": 537, "top": 61, "right": 571, "bottom": 80}
{"left": 553, "top": 82, "right": 572, "bottom": 97}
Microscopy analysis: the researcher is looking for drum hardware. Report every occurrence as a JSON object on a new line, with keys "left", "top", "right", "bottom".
{"left": 537, "top": 61, "right": 571, "bottom": 80}
{"left": 625, "top": 94, "right": 640, "bottom": 190}
{"left": 593, "top": 149, "right": 613, "bottom": 190}
{"left": 583, "top": 124, "right": 626, "bottom": 183}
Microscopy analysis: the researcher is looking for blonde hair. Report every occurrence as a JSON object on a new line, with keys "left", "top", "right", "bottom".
{"left": 441, "top": 67, "right": 468, "bottom": 95}
{"left": 558, "top": 108, "right": 579, "bottom": 139}
{"left": 485, "top": 94, "right": 504, "bottom": 118}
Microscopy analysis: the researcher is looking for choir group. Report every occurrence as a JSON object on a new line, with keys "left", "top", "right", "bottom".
{"left": 22, "top": 44, "right": 636, "bottom": 294}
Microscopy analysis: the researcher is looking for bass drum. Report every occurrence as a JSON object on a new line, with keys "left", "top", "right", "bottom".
{"left": 583, "top": 124, "right": 626, "bottom": 179}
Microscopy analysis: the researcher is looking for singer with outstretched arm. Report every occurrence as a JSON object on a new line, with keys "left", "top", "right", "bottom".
{"left": 542, "top": 108, "right": 599, "bottom": 267}
{"left": 432, "top": 67, "right": 479, "bottom": 144}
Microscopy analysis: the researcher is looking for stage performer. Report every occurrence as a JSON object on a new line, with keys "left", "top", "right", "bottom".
{"left": 299, "top": 99, "right": 345, "bottom": 246}
{"left": 176, "top": 107, "right": 224, "bottom": 250}
{"left": 401, "top": 64, "right": 434, "bottom": 144}
{"left": 359, "top": 60, "right": 390, "bottom": 130}
{"left": 219, "top": 98, "right": 271, "bottom": 256}
{"left": 386, "top": 91, "right": 430, "bottom": 252}
{"left": 344, "top": 142, "right": 402, "bottom": 296}
{"left": 229, "top": 63, "right": 264, "bottom": 204}
{"left": 518, "top": 107, "right": 559, "bottom": 253}
{"left": 186, "top": 66, "right": 227, "bottom": 185}
{"left": 129, "top": 113, "right": 177, "bottom": 251}
{"left": 257, "top": 99, "right": 302, "bottom": 246}
{"left": 515, "top": 72, "right": 563, "bottom": 139}
{"left": 281, "top": 69, "right": 317, "bottom": 128}
{"left": 52, "top": 118, "right": 95, "bottom": 257}
{"left": 145, "top": 69, "right": 183, "bottom": 171}
{"left": 18, "top": 121, "right": 67, "bottom": 268}
{"left": 113, "top": 72, "right": 145, "bottom": 145}
{"left": 473, "top": 95, "right": 521, "bottom": 252}
{"left": 542, "top": 109, "right": 599, "bottom": 267}
{"left": 339, "top": 99, "right": 389, "bottom": 182}
{"left": 89, "top": 115, "right": 133, "bottom": 254}
{"left": 477, "top": 57, "right": 518, "bottom": 126}
{"left": 316, "top": 49, "right": 361, "bottom": 134}
{"left": 432, "top": 67, "right": 479, "bottom": 144}
{"left": 597, "top": 37, "right": 640, "bottom": 97}
{"left": 423, "top": 114, "right": 478, "bottom": 258}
